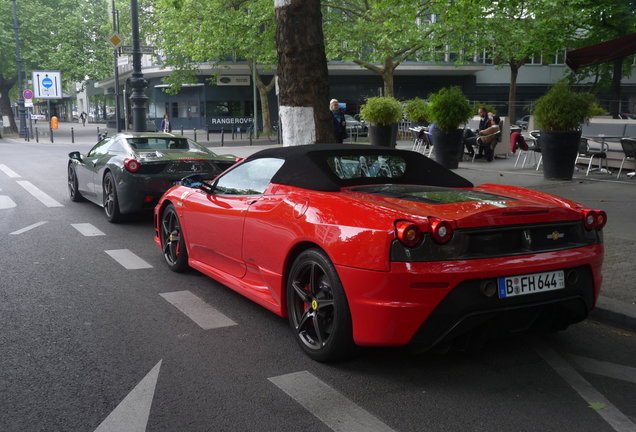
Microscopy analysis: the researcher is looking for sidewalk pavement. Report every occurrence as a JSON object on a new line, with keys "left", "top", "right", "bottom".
{"left": 3, "top": 122, "right": 635, "bottom": 331}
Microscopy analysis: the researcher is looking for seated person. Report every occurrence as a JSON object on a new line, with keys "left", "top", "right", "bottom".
{"left": 463, "top": 107, "right": 490, "bottom": 157}
{"left": 477, "top": 115, "right": 501, "bottom": 161}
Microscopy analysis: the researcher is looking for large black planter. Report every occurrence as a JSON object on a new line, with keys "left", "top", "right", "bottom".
{"left": 431, "top": 128, "right": 464, "bottom": 169}
{"left": 540, "top": 130, "right": 581, "bottom": 180}
{"left": 369, "top": 123, "right": 398, "bottom": 147}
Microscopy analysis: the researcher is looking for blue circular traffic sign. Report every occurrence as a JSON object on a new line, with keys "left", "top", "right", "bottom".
{"left": 42, "top": 77, "right": 53, "bottom": 88}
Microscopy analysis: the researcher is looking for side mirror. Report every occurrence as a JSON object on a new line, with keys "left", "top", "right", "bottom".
{"left": 68, "top": 151, "right": 83, "bottom": 161}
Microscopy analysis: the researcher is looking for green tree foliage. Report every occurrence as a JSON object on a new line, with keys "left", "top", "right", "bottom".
{"left": 322, "top": 0, "right": 446, "bottom": 98}
{"left": 148, "top": 0, "right": 277, "bottom": 132}
{"left": 533, "top": 79, "right": 597, "bottom": 132}
{"left": 0, "top": 0, "right": 113, "bottom": 132}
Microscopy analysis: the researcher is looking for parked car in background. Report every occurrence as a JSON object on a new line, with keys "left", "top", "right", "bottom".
{"left": 68, "top": 132, "right": 239, "bottom": 222}
{"left": 154, "top": 144, "right": 606, "bottom": 362}
{"left": 515, "top": 115, "right": 531, "bottom": 130}
{"left": 345, "top": 114, "right": 368, "bottom": 137}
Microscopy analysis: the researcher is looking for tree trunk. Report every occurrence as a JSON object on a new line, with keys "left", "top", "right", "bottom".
{"left": 382, "top": 58, "right": 395, "bottom": 98}
{"left": 507, "top": 59, "right": 523, "bottom": 125}
{"left": 610, "top": 57, "right": 622, "bottom": 118}
{"left": 275, "top": 0, "right": 333, "bottom": 145}
{"left": 0, "top": 75, "right": 18, "bottom": 134}
{"left": 248, "top": 60, "right": 276, "bottom": 135}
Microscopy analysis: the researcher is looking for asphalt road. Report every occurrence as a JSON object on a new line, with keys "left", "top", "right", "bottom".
{"left": 1, "top": 140, "right": 635, "bottom": 432}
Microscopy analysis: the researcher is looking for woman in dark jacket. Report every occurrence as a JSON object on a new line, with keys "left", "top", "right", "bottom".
{"left": 330, "top": 99, "right": 346, "bottom": 143}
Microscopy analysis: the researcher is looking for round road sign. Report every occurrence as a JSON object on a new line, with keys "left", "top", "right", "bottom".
{"left": 23, "top": 89, "right": 33, "bottom": 99}
{"left": 42, "top": 77, "right": 53, "bottom": 88}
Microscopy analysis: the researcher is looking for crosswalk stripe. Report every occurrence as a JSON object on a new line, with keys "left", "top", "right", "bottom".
{"left": 0, "top": 164, "right": 20, "bottom": 178}
{"left": 105, "top": 249, "right": 153, "bottom": 270}
{"left": 0, "top": 195, "right": 17, "bottom": 209}
{"left": 159, "top": 290, "right": 237, "bottom": 329}
{"left": 570, "top": 354, "right": 636, "bottom": 385}
{"left": 269, "top": 371, "right": 397, "bottom": 432}
{"left": 10, "top": 221, "right": 48, "bottom": 235}
{"left": 16, "top": 180, "right": 63, "bottom": 208}
{"left": 72, "top": 223, "right": 105, "bottom": 237}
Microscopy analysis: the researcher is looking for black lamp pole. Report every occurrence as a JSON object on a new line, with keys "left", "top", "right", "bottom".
{"left": 112, "top": 0, "right": 121, "bottom": 132}
{"left": 11, "top": 0, "right": 27, "bottom": 138}
{"left": 129, "top": 0, "right": 147, "bottom": 132}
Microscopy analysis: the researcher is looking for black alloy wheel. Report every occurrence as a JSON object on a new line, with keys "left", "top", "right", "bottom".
{"left": 286, "top": 249, "right": 354, "bottom": 362}
{"left": 102, "top": 172, "right": 122, "bottom": 223}
{"left": 68, "top": 164, "right": 83, "bottom": 202}
{"left": 160, "top": 204, "right": 189, "bottom": 272}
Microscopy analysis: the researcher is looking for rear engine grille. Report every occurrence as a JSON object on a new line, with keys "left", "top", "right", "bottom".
{"left": 137, "top": 160, "right": 232, "bottom": 176}
{"left": 391, "top": 221, "right": 601, "bottom": 262}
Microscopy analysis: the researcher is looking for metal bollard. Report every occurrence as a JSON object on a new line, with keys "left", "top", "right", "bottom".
{"left": 249, "top": 129, "right": 252, "bottom": 146}
{"left": 35, "top": 127, "right": 39, "bottom": 143}
{"left": 50, "top": 126, "right": 54, "bottom": 143}
{"left": 71, "top": 127, "right": 75, "bottom": 143}
{"left": 232, "top": 127, "right": 235, "bottom": 140}
{"left": 181, "top": 126, "right": 184, "bottom": 136}
{"left": 194, "top": 128, "right": 197, "bottom": 141}
{"left": 207, "top": 129, "right": 210, "bottom": 142}
{"left": 221, "top": 129, "right": 224, "bottom": 146}
{"left": 97, "top": 127, "right": 100, "bottom": 142}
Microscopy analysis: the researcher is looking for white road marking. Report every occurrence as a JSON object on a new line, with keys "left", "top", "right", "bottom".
{"left": 10, "top": 221, "right": 48, "bottom": 235}
{"left": 535, "top": 343, "right": 636, "bottom": 432}
{"left": 105, "top": 249, "right": 153, "bottom": 270}
{"left": 72, "top": 223, "right": 105, "bottom": 237}
{"left": 570, "top": 355, "right": 636, "bottom": 385}
{"left": 16, "top": 180, "right": 63, "bottom": 208}
{"left": 0, "top": 195, "right": 16, "bottom": 209}
{"left": 159, "top": 290, "right": 237, "bottom": 329}
{"left": 269, "top": 371, "right": 397, "bottom": 432}
{"left": 93, "top": 360, "right": 161, "bottom": 432}
{"left": 0, "top": 164, "right": 20, "bottom": 178}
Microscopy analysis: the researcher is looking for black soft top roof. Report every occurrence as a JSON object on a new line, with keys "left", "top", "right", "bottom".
{"left": 244, "top": 143, "right": 473, "bottom": 191}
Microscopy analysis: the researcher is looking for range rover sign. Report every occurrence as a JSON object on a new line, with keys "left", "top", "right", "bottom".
{"left": 217, "top": 75, "right": 251, "bottom": 86}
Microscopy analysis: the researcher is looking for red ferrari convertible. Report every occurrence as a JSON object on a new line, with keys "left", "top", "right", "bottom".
{"left": 154, "top": 144, "right": 606, "bottom": 361}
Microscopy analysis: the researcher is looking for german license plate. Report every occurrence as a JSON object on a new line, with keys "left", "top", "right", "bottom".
{"left": 498, "top": 270, "right": 565, "bottom": 299}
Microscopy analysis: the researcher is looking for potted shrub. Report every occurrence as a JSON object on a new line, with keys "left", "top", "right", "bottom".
{"left": 427, "top": 86, "right": 472, "bottom": 168}
{"left": 404, "top": 97, "right": 429, "bottom": 126}
{"left": 360, "top": 97, "right": 403, "bottom": 147}
{"left": 533, "top": 80, "right": 597, "bottom": 180}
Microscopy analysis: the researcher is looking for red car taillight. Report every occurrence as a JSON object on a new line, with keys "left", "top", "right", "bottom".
{"left": 583, "top": 209, "right": 607, "bottom": 231}
{"left": 395, "top": 221, "right": 422, "bottom": 248}
{"left": 429, "top": 217, "right": 453, "bottom": 244}
{"left": 124, "top": 158, "right": 141, "bottom": 172}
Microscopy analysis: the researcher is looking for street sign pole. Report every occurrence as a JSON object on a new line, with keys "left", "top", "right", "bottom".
{"left": 129, "top": 0, "right": 148, "bottom": 132}
{"left": 111, "top": 0, "right": 122, "bottom": 132}
{"left": 11, "top": 0, "right": 27, "bottom": 138}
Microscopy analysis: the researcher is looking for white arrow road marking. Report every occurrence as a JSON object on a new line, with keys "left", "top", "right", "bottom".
{"left": 535, "top": 343, "right": 636, "bottom": 432}
{"left": 0, "top": 164, "right": 20, "bottom": 178}
{"left": 16, "top": 180, "right": 63, "bottom": 207}
{"left": 105, "top": 249, "right": 153, "bottom": 270}
{"left": 160, "top": 291, "right": 237, "bottom": 329}
{"left": 10, "top": 221, "right": 47, "bottom": 235}
{"left": 269, "top": 371, "right": 397, "bottom": 432}
{"left": 72, "top": 223, "right": 105, "bottom": 237}
{"left": 0, "top": 195, "right": 16, "bottom": 209}
{"left": 93, "top": 360, "right": 162, "bottom": 432}
{"left": 570, "top": 355, "right": 636, "bottom": 385}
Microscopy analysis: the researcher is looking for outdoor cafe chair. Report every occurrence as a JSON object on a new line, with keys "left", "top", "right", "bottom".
{"left": 575, "top": 137, "right": 609, "bottom": 176}
{"left": 617, "top": 138, "right": 636, "bottom": 179}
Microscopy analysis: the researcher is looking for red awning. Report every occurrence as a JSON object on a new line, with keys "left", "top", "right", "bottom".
{"left": 566, "top": 33, "right": 636, "bottom": 72}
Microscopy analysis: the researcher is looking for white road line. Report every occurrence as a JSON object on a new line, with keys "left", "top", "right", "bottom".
{"left": 570, "top": 355, "right": 636, "bottom": 385}
{"left": 10, "top": 221, "right": 48, "bottom": 235}
{"left": 159, "top": 290, "right": 237, "bottom": 329}
{"left": 269, "top": 371, "right": 397, "bottom": 432}
{"left": 0, "top": 164, "right": 20, "bottom": 178}
{"left": 93, "top": 360, "right": 161, "bottom": 432}
{"left": 71, "top": 223, "right": 105, "bottom": 237}
{"left": 535, "top": 343, "right": 636, "bottom": 432}
{"left": 16, "top": 180, "right": 63, "bottom": 208}
{"left": 0, "top": 195, "right": 17, "bottom": 209}
{"left": 105, "top": 249, "right": 153, "bottom": 270}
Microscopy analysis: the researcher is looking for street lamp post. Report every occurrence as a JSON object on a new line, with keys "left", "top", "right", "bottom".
{"left": 112, "top": 0, "right": 122, "bottom": 132}
{"left": 129, "top": 0, "right": 148, "bottom": 132}
{"left": 11, "top": 0, "right": 27, "bottom": 138}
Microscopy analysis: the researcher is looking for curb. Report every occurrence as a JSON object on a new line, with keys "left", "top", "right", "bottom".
{"left": 591, "top": 295, "right": 636, "bottom": 331}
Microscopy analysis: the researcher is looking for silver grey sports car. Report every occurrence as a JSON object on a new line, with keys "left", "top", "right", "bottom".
{"left": 67, "top": 132, "right": 239, "bottom": 222}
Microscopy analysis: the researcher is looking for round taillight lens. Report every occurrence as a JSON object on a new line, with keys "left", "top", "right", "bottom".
{"left": 125, "top": 158, "right": 140, "bottom": 172}
{"left": 430, "top": 218, "right": 453, "bottom": 244}
{"left": 595, "top": 210, "right": 607, "bottom": 230}
{"left": 583, "top": 210, "right": 597, "bottom": 230}
{"left": 395, "top": 221, "right": 422, "bottom": 248}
